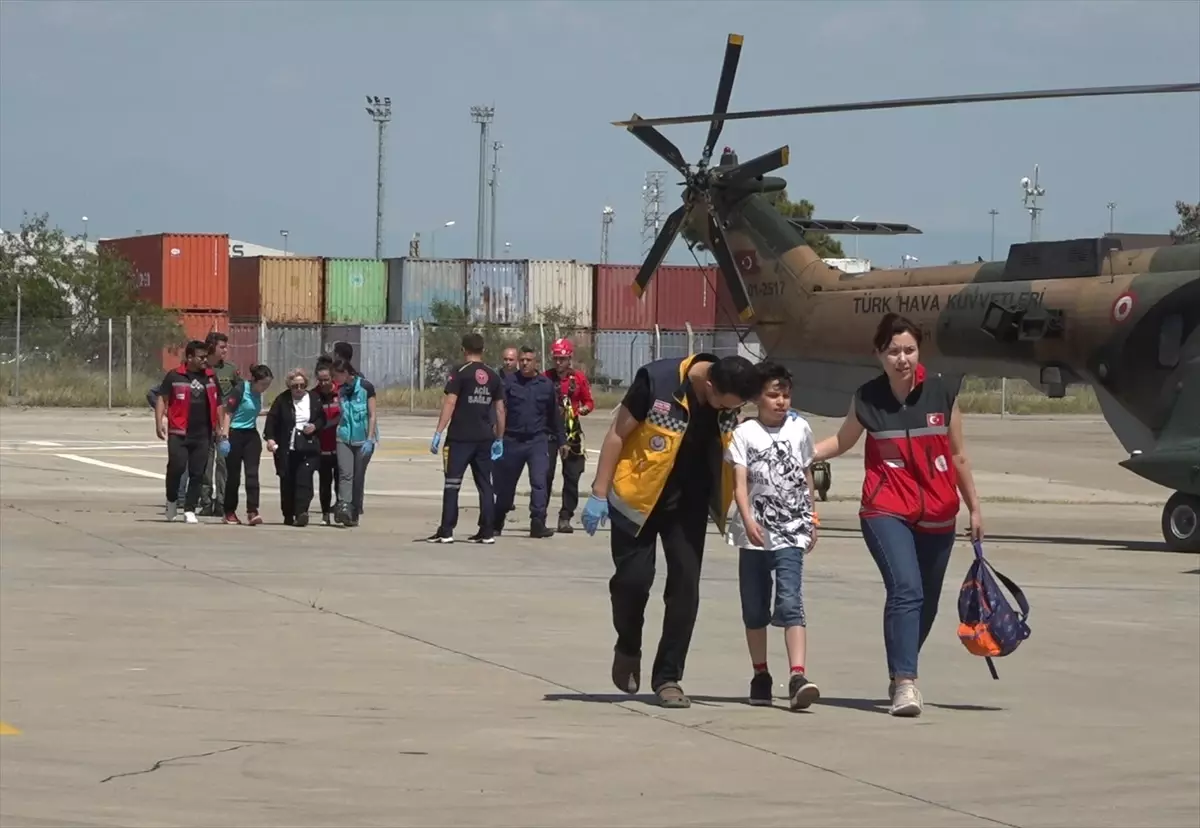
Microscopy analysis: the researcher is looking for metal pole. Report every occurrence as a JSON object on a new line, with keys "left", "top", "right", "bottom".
{"left": 125, "top": 315, "right": 132, "bottom": 391}
{"left": 470, "top": 106, "right": 494, "bottom": 259}
{"left": 988, "top": 209, "right": 998, "bottom": 260}
{"left": 14, "top": 283, "right": 21, "bottom": 399}
{"left": 1107, "top": 201, "right": 1116, "bottom": 234}
{"left": 490, "top": 141, "right": 502, "bottom": 258}
{"left": 408, "top": 320, "right": 415, "bottom": 413}
{"left": 375, "top": 119, "right": 386, "bottom": 259}
{"left": 1000, "top": 378, "right": 1007, "bottom": 418}
{"left": 107, "top": 317, "right": 113, "bottom": 409}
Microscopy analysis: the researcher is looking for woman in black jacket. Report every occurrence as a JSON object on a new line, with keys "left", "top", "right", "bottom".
{"left": 263, "top": 367, "right": 327, "bottom": 526}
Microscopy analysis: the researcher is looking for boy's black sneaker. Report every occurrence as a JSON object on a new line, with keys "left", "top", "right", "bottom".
{"left": 425, "top": 529, "right": 453, "bottom": 544}
{"left": 788, "top": 672, "right": 820, "bottom": 710}
{"left": 749, "top": 671, "right": 773, "bottom": 706}
{"left": 467, "top": 531, "right": 495, "bottom": 544}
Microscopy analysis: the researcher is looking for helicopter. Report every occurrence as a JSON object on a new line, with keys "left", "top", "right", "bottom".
{"left": 615, "top": 33, "right": 1200, "bottom": 552}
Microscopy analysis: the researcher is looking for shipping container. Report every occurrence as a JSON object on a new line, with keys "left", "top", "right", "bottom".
{"left": 229, "top": 256, "right": 323, "bottom": 323}
{"left": 527, "top": 259, "right": 594, "bottom": 325}
{"left": 321, "top": 325, "right": 362, "bottom": 365}
{"left": 161, "top": 311, "right": 229, "bottom": 370}
{"left": 227, "top": 322, "right": 262, "bottom": 368}
{"left": 389, "top": 257, "right": 467, "bottom": 323}
{"left": 263, "top": 324, "right": 322, "bottom": 375}
{"left": 359, "top": 324, "right": 419, "bottom": 390}
{"left": 467, "top": 259, "right": 528, "bottom": 324}
{"left": 99, "top": 233, "right": 229, "bottom": 311}
{"left": 593, "top": 330, "right": 655, "bottom": 388}
{"left": 654, "top": 265, "right": 738, "bottom": 330}
{"left": 324, "top": 259, "right": 386, "bottom": 324}
{"left": 593, "top": 265, "right": 657, "bottom": 331}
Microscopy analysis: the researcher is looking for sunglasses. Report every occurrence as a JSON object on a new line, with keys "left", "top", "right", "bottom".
{"left": 290, "top": 381, "right": 307, "bottom": 390}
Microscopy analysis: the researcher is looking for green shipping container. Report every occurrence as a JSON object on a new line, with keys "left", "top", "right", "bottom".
{"left": 324, "top": 258, "right": 387, "bottom": 324}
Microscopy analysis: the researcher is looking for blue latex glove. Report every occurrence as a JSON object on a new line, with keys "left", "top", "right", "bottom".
{"left": 490, "top": 439, "right": 504, "bottom": 461}
{"left": 582, "top": 493, "right": 610, "bottom": 536}
{"left": 217, "top": 438, "right": 231, "bottom": 457}
{"left": 361, "top": 439, "right": 375, "bottom": 458}
{"left": 430, "top": 432, "right": 442, "bottom": 454}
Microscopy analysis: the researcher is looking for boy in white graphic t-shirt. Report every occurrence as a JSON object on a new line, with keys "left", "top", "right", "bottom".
{"left": 725, "top": 362, "right": 821, "bottom": 710}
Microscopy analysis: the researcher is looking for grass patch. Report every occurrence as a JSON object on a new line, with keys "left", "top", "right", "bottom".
{"left": 2, "top": 365, "right": 1100, "bottom": 416}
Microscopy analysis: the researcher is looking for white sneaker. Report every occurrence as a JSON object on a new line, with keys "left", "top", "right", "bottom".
{"left": 889, "top": 682, "right": 923, "bottom": 717}
{"left": 165, "top": 502, "right": 178, "bottom": 522}
{"left": 183, "top": 511, "right": 199, "bottom": 524}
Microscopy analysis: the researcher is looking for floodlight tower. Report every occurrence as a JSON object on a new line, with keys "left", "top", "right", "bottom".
{"left": 642, "top": 171, "right": 667, "bottom": 258}
{"left": 601, "top": 206, "right": 615, "bottom": 264}
{"left": 1021, "top": 165, "right": 1046, "bottom": 242}
{"left": 1107, "top": 201, "right": 1117, "bottom": 233}
{"left": 365, "top": 95, "right": 392, "bottom": 259}
{"left": 470, "top": 105, "right": 495, "bottom": 259}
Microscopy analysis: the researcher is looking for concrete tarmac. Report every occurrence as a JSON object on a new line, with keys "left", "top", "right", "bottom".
{"left": 1, "top": 409, "right": 1197, "bottom": 828}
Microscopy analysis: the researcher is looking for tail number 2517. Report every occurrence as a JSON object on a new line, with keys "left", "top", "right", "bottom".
{"left": 746, "top": 280, "right": 786, "bottom": 298}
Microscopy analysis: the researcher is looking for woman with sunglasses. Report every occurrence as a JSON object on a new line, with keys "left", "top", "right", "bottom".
{"left": 263, "top": 367, "right": 327, "bottom": 526}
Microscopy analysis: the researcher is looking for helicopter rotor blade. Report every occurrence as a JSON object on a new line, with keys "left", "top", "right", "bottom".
{"left": 632, "top": 204, "right": 688, "bottom": 299}
{"left": 625, "top": 115, "right": 690, "bottom": 175}
{"left": 701, "top": 33, "right": 744, "bottom": 163}
{"left": 612, "top": 82, "right": 1200, "bottom": 128}
{"left": 705, "top": 210, "right": 754, "bottom": 322}
{"left": 715, "top": 145, "right": 790, "bottom": 185}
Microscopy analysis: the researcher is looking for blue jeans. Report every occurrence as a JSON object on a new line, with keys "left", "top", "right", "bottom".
{"left": 860, "top": 516, "right": 956, "bottom": 680}
{"left": 738, "top": 546, "right": 806, "bottom": 629}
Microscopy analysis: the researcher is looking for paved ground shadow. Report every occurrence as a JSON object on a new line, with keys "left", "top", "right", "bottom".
{"left": 543, "top": 693, "right": 1004, "bottom": 713}
{"left": 985, "top": 532, "right": 1169, "bottom": 554}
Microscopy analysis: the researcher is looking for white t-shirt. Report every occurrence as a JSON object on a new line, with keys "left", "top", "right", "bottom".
{"left": 290, "top": 393, "right": 311, "bottom": 451}
{"left": 725, "top": 415, "right": 817, "bottom": 552}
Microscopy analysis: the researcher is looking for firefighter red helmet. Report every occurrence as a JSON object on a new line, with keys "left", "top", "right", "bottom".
{"left": 551, "top": 338, "right": 574, "bottom": 358}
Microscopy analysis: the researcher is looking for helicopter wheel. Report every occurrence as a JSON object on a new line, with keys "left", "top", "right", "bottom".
{"left": 1161, "top": 492, "right": 1200, "bottom": 553}
{"left": 813, "top": 461, "right": 831, "bottom": 502}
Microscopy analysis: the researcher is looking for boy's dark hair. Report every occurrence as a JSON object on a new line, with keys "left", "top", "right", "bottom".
{"left": 332, "top": 341, "right": 354, "bottom": 361}
{"left": 756, "top": 360, "right": 793, "bottom": 392}
{"left": 331, "top": 356, "right": 356, "bottom": 376}
{"left": 315, "top": 354, "right": 334, "bottom": 372}
{"left": 184, "top": 340, "right": 208, "bottom": 359}
{"left": 873, "top": 313, "right": 923, "bottom": 352}
{"left": 462, "top": 332, "right": 485, "bottom": 354}
{"left": 708, "top": 355, "right": 760, "bottom": 400}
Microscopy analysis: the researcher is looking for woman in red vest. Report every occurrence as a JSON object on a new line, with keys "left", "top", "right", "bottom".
{"left": 813, "top": 313, "right": 983, "bottom": 718}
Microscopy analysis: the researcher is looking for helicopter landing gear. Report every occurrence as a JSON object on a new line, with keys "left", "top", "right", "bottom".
{"left": 1162, "top": 492, "right": 1200, "bottom": 552}
{"left": 812, "top": 461, "right": 831, "bottom": 502}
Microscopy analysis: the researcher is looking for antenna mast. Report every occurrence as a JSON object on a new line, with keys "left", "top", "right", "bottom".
{"left": 1021, "top": 164, "right": 1046, "bottom": 242}
{"left": 364, "top": 95, "right": 392, "bottom": 259}
{"left": 601, "top": 206, "right": 614, "bottom": 264}
{"left": 641, "top": 171, "right": 667, "bottom": 259}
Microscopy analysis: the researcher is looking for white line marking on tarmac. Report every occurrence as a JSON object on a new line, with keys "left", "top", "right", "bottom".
{"left": 55, "top": 454, "right": 165, "bottom": 480}
{"left": 27, "top": 440, "right": 63, "bottom": 447}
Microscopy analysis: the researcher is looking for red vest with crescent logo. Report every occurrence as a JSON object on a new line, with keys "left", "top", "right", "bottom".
{"left": 854, "top": 364, "right": 960, "bottom": 533}
{"left": 164, "top": 365, "right": 220, "bottom": 436}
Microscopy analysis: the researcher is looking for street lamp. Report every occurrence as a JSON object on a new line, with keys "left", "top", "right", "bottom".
{"left": 431, "top": 220, "right": 455, "bottom": 257}
{"left": 280, "top": 230, "right": 289, "bottom": 255}
{"left": 81, "top": 216, "right": 89, "bottom": 242}
{"left": 851, "top": 215, "right": 860, "bottom": 257}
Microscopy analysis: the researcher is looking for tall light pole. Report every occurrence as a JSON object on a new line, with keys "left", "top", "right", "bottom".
{"left": 850, "top": 215, "right": 860, "bottom": 258}
{"left": 431, "top": 220, "right": 455, "bottom": 258}
{"left": 81, "top": 216, "right": 89, "bottom": 242}
{"left": 1021, "top": 165, "right": 1046, "bottom": 242}
{"left": 470, "top": 105, "right": 495, "bottom": 259}
{"left": 280, "top": 230, "right": 289, "bottom": 255}
{"left": 988, "top": 208, "right": 999, "bottom": 259}
{"left": 601, "top": 206, "right": 614, "bottom": 264}
{"left": 489, "top": 140, "right": 503, "bottom": 258}
{"left": 1106, "top": 201, "right": 1117, "bottom": 234}
{"left": 365, "top": 95, "right": 392, "bottom": 259}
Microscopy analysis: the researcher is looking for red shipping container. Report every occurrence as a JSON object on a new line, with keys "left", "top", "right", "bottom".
{"left": 160, "top": 311, "right": 229, "bottom": 371}
{"left": 99, "top": 233, "right": 229, "bottom": 312}
{"left": 655, "top": 264, "right": 748, "bottom": 330}
{"left": 593, "top": 265, "right": 658, "bottom": 331}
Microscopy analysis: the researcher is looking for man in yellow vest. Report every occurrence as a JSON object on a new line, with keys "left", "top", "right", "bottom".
{"left": 582, "top": 352, "right": 761, "bottom": 708}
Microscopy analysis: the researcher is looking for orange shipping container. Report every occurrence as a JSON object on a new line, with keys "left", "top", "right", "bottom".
{"left": 99, "top": 233, "right": 229, "bottom": 312}
{"left": 229, "top": 256, "right": 323, "bottom": 323}
{"left": 160, "top": 311, "right": 229, "bottom": 371}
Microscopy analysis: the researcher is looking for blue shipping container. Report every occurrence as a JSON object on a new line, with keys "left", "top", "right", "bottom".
{"left": 467, "top": 259, "right": 528, "bottom": 325}
{"left": 390, "top": 258, "right": 467, "bottom": 324}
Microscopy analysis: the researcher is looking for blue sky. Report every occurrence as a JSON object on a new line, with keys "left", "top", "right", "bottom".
{"left": 1, "top": 0, "right": 1197, "bottom": 268}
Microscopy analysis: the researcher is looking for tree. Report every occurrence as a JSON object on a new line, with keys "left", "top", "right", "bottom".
{"left": 766, "top": 190, "right": 846, "bottom": 258}
{"left": 1170, "top": 200, "right": 1199, "bottom": 244}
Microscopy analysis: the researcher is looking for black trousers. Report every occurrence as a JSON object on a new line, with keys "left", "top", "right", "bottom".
{"left": 440, "top": 440, "right": 495, "bottom": 534}
{"left": 609, "top": 499, "right": 710, "bottom": 691}
{"left": 548, "top": 437, "right": 586, "bottom": 520}
{"left": 166, "top": 434, "right": 211, "bottom": 511}
{"left": 278, "top": 449, "right": 317, "bottom": 521}
{"left": 318, "top": 452, "right": 338, "bottom": 514}
{"left": 223, "top": 428, "right": 262, "bottom": 515}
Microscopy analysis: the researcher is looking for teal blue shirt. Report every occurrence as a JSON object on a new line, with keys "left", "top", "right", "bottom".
{"left": 227, "top": 382, "right": 262, "bottom": 431}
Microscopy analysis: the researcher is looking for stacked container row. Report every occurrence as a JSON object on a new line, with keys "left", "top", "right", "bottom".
{"left": 386, "top": 258, "right": 467, "bottom": 324}
{"left": 100, "top": 233, "right": 230, "bottom": 312}
{"left": 467, "top": 259, "right": 528, "bottom": 324}
{"left": 324, "top": 259, "right": 386, "bottom": 324}
{"left": 228, "top": 256, "right": 324, "bottom": 323}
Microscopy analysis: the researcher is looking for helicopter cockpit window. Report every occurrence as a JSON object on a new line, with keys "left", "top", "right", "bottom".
{"left": 1158, "top": 313, "right": 1182, "bottom": 368}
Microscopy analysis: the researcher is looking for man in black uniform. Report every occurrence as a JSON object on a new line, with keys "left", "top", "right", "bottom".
{"left": 426, "top": 332, "right": 506, "bottom": 544}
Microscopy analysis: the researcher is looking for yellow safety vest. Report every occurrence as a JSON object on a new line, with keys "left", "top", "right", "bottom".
{"left": 607, "top": 353, "right": 739, "bottom": 536}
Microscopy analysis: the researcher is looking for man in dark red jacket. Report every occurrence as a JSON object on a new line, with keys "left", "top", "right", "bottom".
{"left": 154, "top": 340, "right": 221, "bottom": 524}
{"left": 545, "top": 338, "right": 595, "bottom": 533}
